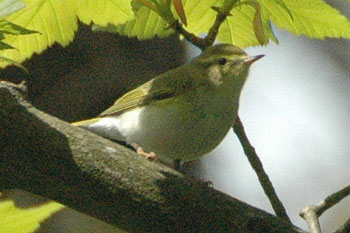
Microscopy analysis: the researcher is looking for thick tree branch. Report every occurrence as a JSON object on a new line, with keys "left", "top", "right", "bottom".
{"left": 0, "top": 81, "right": 301, "bottom": 232}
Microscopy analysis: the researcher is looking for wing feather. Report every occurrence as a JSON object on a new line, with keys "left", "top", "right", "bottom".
{"left": 99, "top": 78, "right": 174, "bottom": 116}
{"left": 99, "top": 64, "right": 201, "bottom": 117}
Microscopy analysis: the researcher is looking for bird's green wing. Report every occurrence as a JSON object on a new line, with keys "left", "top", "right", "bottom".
{"left": 99, "top": 63, "right": 202, "bottom": 117}
{"left": 99, "top": 78, "right": 175, "bottom": 116}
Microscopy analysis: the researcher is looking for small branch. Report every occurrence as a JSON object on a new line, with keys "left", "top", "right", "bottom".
{"left": 171, "top": 1, "right": 237, "bottom": 50}
{"left": 170, "top": 21, "right": 208, "bottom": 50}
{"left": 315, "top": 185, "right": 350, "bottom": 216}
{"left": 204, "top": 6, "right": 233, "bottom": 46}
{"left": 233, "top": 116, "right": 292, "bottom": 225}
{"left": 300, "top": 185, "right": 350, "bottom": 233}
{"left": 299, "top": 205, "right": 321, "bottom": 233}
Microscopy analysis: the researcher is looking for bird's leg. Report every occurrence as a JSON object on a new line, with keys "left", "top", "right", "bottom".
{"left": 173, "top": 159, "right": 182, "bottom": 171}
{"left": 130, "top": 143, "right": 157, "bottom": 160}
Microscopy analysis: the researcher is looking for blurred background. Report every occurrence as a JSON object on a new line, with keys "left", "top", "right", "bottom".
{"left": 1, "top": 1, "right": 349, "bottom": 232}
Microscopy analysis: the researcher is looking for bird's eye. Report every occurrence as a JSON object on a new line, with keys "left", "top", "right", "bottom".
{"left": 218, "top": 58, "right": 227, "bottom": 65}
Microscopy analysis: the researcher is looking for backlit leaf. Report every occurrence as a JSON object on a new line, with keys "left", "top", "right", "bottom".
{"left": 0, "top": 0, "right": 78, "bottom": 67}
{"left": 260, "top": 0, "right": 350, "bottom": 38}
{"left": 76, "top": 0, "right": 134, "bottom": 27}
{"left": 0, "top": 0, "right": 25, "bottom": 17}
{"left": 0, "top": 200, "right": 64, "bottom": 233}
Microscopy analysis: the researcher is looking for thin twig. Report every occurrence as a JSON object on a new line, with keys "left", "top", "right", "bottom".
{"left": 233, "top": 116, "right": 292, "bottom": 225}
{"left": 204, "top": 6, "right": 233, "bottom": 46}
{"left": 170, "top": 21, "right": 207, "bottom": 50}
{"left": 171, "top": 2, "right": 237, "bottom": 50}
{"left": 316, "top": 185, "right": 350, "bottom": 216}
{"left": 300, "top": 185, "right": 350, "bottom": 233}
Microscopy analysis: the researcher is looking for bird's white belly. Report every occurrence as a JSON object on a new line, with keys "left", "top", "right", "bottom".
{"left": 109, "top": 98, "right": 236, "bottom": 163}
{"left": 86, "top": 96, "right": 237, "bottom": 163}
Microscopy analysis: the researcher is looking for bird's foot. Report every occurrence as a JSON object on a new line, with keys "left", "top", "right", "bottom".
{"left": 131, "top": 143, "right": 158, "bottom": 160}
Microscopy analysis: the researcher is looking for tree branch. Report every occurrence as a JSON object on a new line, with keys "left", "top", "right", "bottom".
{"left": 233, "top": 117, "right": 292, "bottom": 225}
{"left": 171, "top": 20, "right": 208, "bottom": 50}
{"left": 315, "top": 185, "right": 350, "bottom": 217}
{"left": 171, "top": 1, "right": 237, "bottom": 50}
{"left": 299, "top": 205, "right": 321, "bottom": 233}
{"left": 300, "top": 185, "right": 350, "bottom": 233}
{"left": 0, "top": 81, "right": 302, "bottom": 232}
{"left": 204, "top": 4, "right": 234, "bottom": 46}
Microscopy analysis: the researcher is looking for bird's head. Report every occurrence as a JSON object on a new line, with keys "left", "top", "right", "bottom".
{"left": 193, "top": 44, "right": 264, "bottom": 86}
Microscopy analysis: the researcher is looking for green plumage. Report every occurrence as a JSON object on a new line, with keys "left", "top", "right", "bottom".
{"left": 72, "top": 44, "right": 263, "bottom": 166}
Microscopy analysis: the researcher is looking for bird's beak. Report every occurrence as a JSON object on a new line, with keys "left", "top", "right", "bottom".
{"left": 244, "top": 54, "right": 265, "bottom": 65}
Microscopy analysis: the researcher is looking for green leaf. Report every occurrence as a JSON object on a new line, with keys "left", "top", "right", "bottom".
{"left": 114, "top": 4, "right": 173, "bottom": 39}
{"left": 0, "top": 19, "right": 37, "bottom": 35}
{"left": 271, "top": 0, "right": 293, "bottom": 20}
{"left": 182, "top": 0, "right": 220, "bottom": 37}
{"left": 217, "top": 3, "right": 276, "bottom": 47}
{"left": 0, "top": 0, "right": 78, "bottom": 68}
{"left": 0, "top": 41, "right": 14, "bottom": 49}
{"left": 76, "top": 0, "right": 134, "bottom": 27}
{"left": 182, "top": 0, "right": 275, "bottom": 47}
{"left": 0, "top": 54, "right": 29, "bottom": 71}
{"left": 0, "top": 199, "right": 64, "bottom": 233}
{"left": 97, "top": 0, "right": 219, "bottom": 40}
{"left": 252, "top": 2, "right": 267, "bottom": 45}
{"left": 134, "top": 0, "right": 157, "bottom": 11}
{"left": 0, "top": 0, "right": 25, "bottom": 17}
{"left": 260, "top": 0, "right": 350, "bottom": 39}
{"left": 239, "top": 1, "right": 269, "bottom": 46}
{"left": 0, "top": 0, "right": 135, "bottom": 68}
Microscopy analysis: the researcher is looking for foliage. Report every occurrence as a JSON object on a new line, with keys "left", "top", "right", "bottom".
{"left": 0, "top": 198, "right": 64, "bottom": 233}
{"left": 0, "top": 0, "right": 349, "bottom": 67}
{"left": 0, "top": 0, "right": 37, "bottom": 69}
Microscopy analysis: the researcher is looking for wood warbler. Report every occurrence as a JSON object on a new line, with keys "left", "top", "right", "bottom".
{"left": 72, "top": 44, "right": 264, "bottom": 167}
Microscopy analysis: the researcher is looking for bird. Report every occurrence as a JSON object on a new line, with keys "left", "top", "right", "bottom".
{"left": 72, "top": 44, "right": 264, "bottom": 169}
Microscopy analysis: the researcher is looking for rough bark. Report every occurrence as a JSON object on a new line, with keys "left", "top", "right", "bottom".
{"left": 0, "top": 81, "right": 300, "bottom": 233}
